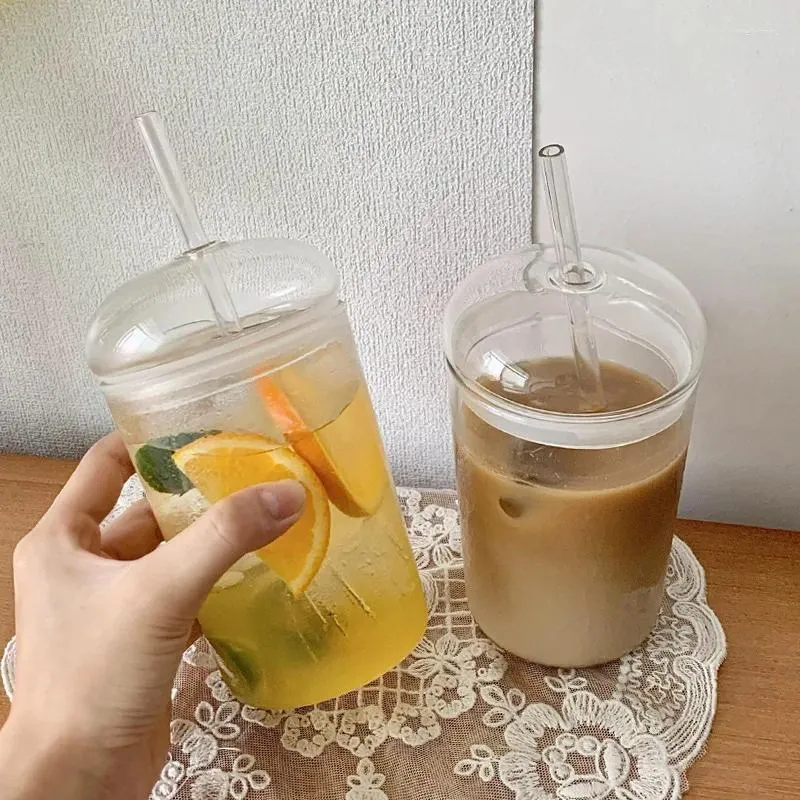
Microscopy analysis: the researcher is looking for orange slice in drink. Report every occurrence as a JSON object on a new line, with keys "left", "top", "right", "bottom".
{"left": 257, "top": 377, "right": 386, "bottom": 518}
{"left": 173, "top": 432, "right": 330, "bottom": 595}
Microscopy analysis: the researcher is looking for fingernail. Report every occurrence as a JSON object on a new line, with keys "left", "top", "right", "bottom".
{"left": 259, "top": 480, "right": 306, "bottom": 521}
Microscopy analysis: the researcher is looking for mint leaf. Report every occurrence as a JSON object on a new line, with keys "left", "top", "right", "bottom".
{"left": 135, "top": 444, "right": 193, "bottom": 495}
{"left": 207, "top": 638, "right": 260, "bottom": 691}
{"left": 134, "top": 430, "right": 219, "bottom": 495}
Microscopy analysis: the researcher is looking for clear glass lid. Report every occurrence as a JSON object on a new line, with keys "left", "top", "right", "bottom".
{"left": 443, "top": 244, "right": 706, "bottom": 448}
{"left": 86, "top": 238, "right": 339, "bottom": 385}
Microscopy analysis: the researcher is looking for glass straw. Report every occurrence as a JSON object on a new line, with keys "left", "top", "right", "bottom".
{"left": 135, "top": 111, "right": 242, "bottom": 335}
{"left": 539, "top": 143, "right": 605, "bottom": 409}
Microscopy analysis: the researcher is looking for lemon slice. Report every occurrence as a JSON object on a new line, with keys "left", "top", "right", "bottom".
{"left": 173, "top": 432, "right": 331, "bottom": 595}
{"left": 257, "top": 378, "right": 387, "bottom": 518}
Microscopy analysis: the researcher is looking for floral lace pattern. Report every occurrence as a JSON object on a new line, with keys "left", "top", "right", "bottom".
{"left": 455, "top": 673, "right": 680, "bottom": 800}
{"left": 2, "top": 482, "right": 726, "bottom": 799}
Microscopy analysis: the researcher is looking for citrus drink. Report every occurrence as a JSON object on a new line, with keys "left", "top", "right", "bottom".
{"left": 113, "top": 340, "right": 426, "bottom": 709}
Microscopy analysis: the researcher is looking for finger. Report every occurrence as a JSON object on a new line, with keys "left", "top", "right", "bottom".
{"left": 51, "top": 433, "right": 133, "bottom": 527}
{"left": 101, "top": 499, "right": 163, "bottom": 560}
{"left": 141, "top": 480, "right": 305, "bottom": 619}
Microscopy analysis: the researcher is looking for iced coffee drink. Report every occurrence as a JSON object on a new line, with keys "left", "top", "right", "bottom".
{"left": 444, "top": 243, "right": 705, "bottom": 667}
{"left": 455, "top": 357, "right": 689, "bottom": 666}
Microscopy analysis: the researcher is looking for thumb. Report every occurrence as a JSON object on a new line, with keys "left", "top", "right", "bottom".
{"left": 142, "top": 480, "right": 306, "bottom": 618}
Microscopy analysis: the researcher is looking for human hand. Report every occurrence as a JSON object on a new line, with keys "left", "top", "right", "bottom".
{"left": 0, "top": 433, "right": 305, "bottom": 800}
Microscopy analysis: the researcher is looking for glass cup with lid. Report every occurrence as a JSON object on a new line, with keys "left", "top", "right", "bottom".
{"left": 86, "top": 113, "right": 426, "bottom": 708}
{"left": 87, "top": 237, "right": 427, "bottom": 709}
{"left": 444, "top": 242, "right": 705, "bottom": 666}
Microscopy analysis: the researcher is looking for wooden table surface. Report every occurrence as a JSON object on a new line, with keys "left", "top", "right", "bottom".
{"left": 0, "top": 453, "right": 798, "bottom": 797}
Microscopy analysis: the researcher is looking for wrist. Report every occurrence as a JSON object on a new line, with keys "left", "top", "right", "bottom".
{"left": 0, "top": 710, "right": 101, "bottom": 800}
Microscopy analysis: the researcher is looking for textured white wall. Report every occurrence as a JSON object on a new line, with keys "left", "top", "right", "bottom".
{"left": 537, "top": 0, "right": 800, "bottom": 529}
{"left": 0, "top": 0, "right": 534, "bottom": 487}
{"left": 8, "top": 1, "right": 796, "bottom": 530}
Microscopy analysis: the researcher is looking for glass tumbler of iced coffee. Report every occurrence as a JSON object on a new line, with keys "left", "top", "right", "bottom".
{"left": 444, "top": 245, "right": 705, "bottom": 667}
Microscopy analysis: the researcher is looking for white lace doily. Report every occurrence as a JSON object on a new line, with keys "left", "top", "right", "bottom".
{"left": 2, "top": 481, "right": 726, "bottom": 800}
